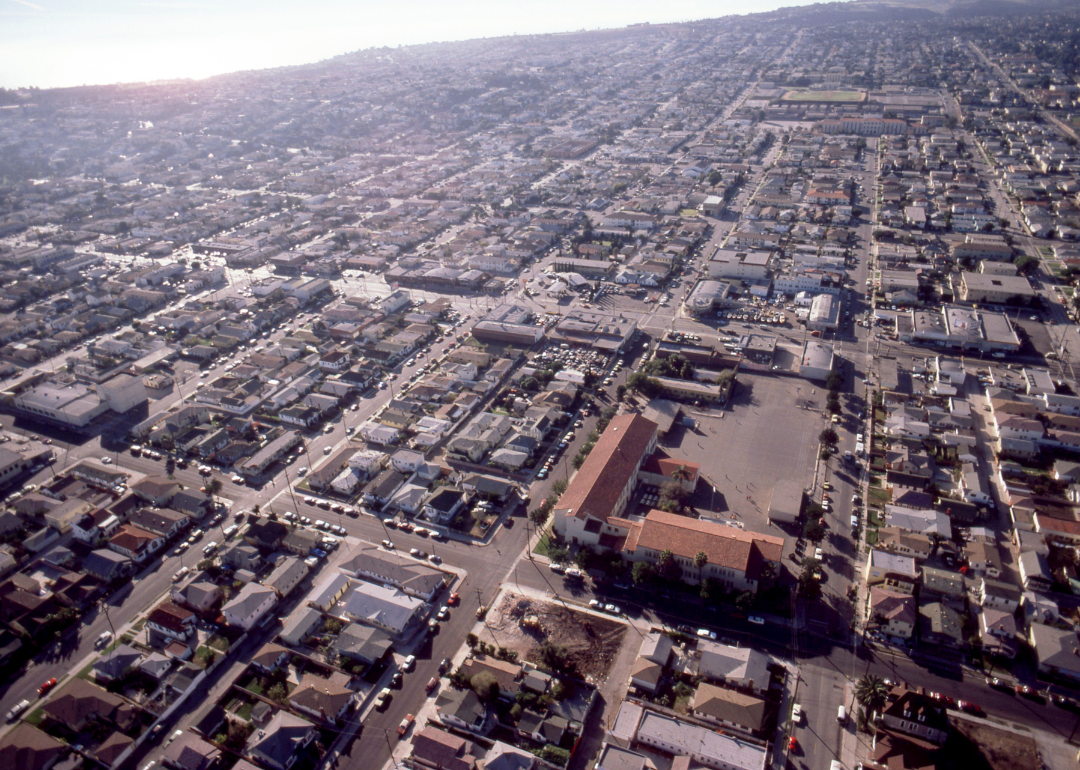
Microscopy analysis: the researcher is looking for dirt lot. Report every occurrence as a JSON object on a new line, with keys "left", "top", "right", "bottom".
{"left": 487, "top": 592, "right": 627, "bottom": 685}
{"left": 946, "top": 717, "right": 1041, "bottom": 770}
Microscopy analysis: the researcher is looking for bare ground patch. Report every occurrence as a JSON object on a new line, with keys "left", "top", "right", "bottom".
{"left": 944, "top": 717, "right": 1041, "bottom": 770}
{"left": 487, "top": 591, "right": 627, "bottom": 684}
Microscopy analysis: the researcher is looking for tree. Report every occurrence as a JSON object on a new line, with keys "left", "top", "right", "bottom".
{"left": 826, "top": 393, "right": 842, "bottom": 415}
{"left": 825, "top": 371, "right": 843, "bottom": 392}
{"left": 855, "top": 675, "right": 890, "bottom": 717}
{"left": 798, "top": 559, "right": 822, "bottom": 600}
{"left": 632, "top": 561, "right": 655, "bottom": 585}
{"left": 819, "top": 428, "right": 839, "bottom": 448}
{"left": 616, "top": 384, "right": 627, "bottom": 401}
{"left": 734, "top": 591, "right": 754, "bottom": 611}
{"left": 470, "top": 671, "right": 500, "bottom": 702}
{"left": 205, "top": 477, "right": 223, "bottom": 499}
{"left": 657, "top": 549, "right": 681, "bottom": 581}
{"left": 165, "top": 457, "right": 176, "bottom": 478}
{"left": 536, "top": 640, "right": 571, "bottom": 672}
{"left": 805, "top": 520, "right": 826, "bottom": 544}
{"left": 267, "top": 682, "right": 289, "bottom": 704}
{"left": 693, "top": 551, "right": 709, "bottom": 572}
{"left": 529, "top": 508, "right": 548, "bottom": 526}
{"left": 551, "top": 479, "right": 568, "bottom": 497}
{"left": 659, "top": 481, "right": 689, "bottom": 513}
{"left": 465, "top": 633, "right": 479, "bottom": 648}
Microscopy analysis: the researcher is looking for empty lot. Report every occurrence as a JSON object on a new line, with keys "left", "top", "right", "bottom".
{"left": 663, "top": 372, "right": 822, "bottom": 541}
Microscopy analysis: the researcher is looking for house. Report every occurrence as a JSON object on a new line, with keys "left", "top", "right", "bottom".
{"left": 881, "top": 689, "right": 950, "bottom": 744}
{"left": 130, "top": 476, "right": 182, "bottom": 507}
{"left": 863, "top": 550, "right": 918, "bottom": 591}
{"left": 689, "top": 641, "right": 770, "bottom": 695}
{"left": 435, "top": 687, "right": 493, "bottom": 735}
{"left": 517, "top": 710, "right": 568, "bottom": 745}
{"left": 1030, "top": 623, "right": 1080, "bottom": 683}
{"left": 263, "top": 556, "right": 310, "bottom": 598}
{"left": 82, "top": 549, "right": 132, "bottom": 581}
{"left": 128, "top": 507, "right": 189, "bottom": 539}
{"left": 868, "top": 587, "right": 917, "bottom": 640}
{"left": 333, "top": 623, "right": 393, "bottom": 666}
{"left": 0, "top": 723, "right": 67, "bottom": 770}
{"left": 222, "top": 543, "right": 264, "bottom": 571}
{"left": 691, "top": 683, "right": 766, "bottom": 735}
{"left": 409, "top": 726, "right": 482, "bottom": 770}
{"left": 245, "top": 711, "right": 316, "bottom": 770}
{"left": 93, "top": 643, "right": 144, "bottom": 683}
{"left": 972, "top": 577, "right": 1022, "bottom": 612}
{"left": 280, "top": 607, "right": 322, "bottom": 647}
{"left": 107, "top": 523, "right": 166, "bottom": 563}
{"left": 979, "top": 607, "right": 1019, "bottom": 659}
{"left": 222, "top": 583, "right": 276, "bottom": 630}
{"left": 289, "top": 671, "right": 356, "bottom": 722}
{"left": 251, "top": 643, "right": 290, "bottom": 673}
{"left": 630, "top": 632, "right": 673, "bottom": 693}
{"left": 553, "top": 414, "right": 658, "bottom": 547}
{"left": 918, "top": 601, "right": 965, "bottom": 650}
{"left": 921, "top": 567, "right": 966, "bottom": 609}
{"left": 170, "top": 581, "right": 222, "bottom": 613}
{"left": 281, "top": 528, "right": 322, "bottom": 556}
{"left": 147, "top": 600, "right": 197, "bottom": 641}
{"left": 422, "top": 488, "right": 468, "bottom": 524}
{"left": 963, "top": 540, "right": 1002, "bottom": 578}
{"left": 362, "top": 469, "right": 407, "bottom": 507}
{"left": 340, "top": 581, "right": 427, "bottom": 639}
{"left": 243, "top": 519, "right": 289, "bottom": 551}
{"left": 41, "top": 679, "right": 137, "bottom": 732}
{"left": 460, "top": 655, "right": 523, "bottom": 701}
{"left": 339, "top": 544, "right": 447, "bottom": 601}
{"left": 162, "top": 732, "right": 222, "bottom": 770}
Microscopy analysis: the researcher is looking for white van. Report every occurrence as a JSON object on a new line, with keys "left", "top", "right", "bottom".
{"left": 222, "top": 524, "right": 239, "bottom": 540}
{"left": 837, "top": 705, "right": 846, "bottom": 723}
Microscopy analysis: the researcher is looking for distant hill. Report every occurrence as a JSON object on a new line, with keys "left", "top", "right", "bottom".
{"left": 757, "top": 0, "right": 1080, "bottom": 25}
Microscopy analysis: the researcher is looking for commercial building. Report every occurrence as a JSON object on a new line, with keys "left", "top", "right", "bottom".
{"left": 617, "top": 510, "right": 783, "bottom": 592}
{"left": 957, "top": 272, "right": 1036, "bottom": 304}
{"left": 807, "top": 293, "right": 840, "bottom": 332}
{"left": 553, "top": 414, "right": 658, "bottom": 547}
{"left": 708, "top": 249, "right": 772, "bottom": 281}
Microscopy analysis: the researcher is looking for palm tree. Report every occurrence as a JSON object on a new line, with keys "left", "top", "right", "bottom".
{"left": 854, "top": 674, "right": 890, "bottom": 718}
{"left": 671, "top": 465, "right": 693, "bottom": 483}
{"left": 694, "top": 551, "right": 709, "bottom": 571}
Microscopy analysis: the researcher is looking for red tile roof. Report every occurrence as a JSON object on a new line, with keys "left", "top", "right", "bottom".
{"left": 627, "top": 510, "right": 784, "bottom": 578}
{"left": 557, "top": 413, "right": 657, "bottom": 524}
{"left": 639, "top": 450, "right": 700, "bottom": 480}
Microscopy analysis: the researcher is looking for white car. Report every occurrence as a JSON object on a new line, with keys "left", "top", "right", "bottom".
{"left": 814, "top": 547, "right": 824, "bottom": 561}
{"left": 315, "top": 520, "right": 328, "bottom": 530}
{"left": 230, "top": 475, "right": 244, "bottom": 484}
{"left": 6, "top": 699, "right": 30, "bottom": 722}
{"left": 696, "top": 628, "right": 718, "bottom": 640}
{"left": 101, "top": 456, "right": 113, "bottom": 464}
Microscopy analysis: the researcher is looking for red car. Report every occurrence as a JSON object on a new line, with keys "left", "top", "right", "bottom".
{"left": 788, "top": 737, "right": 798, "bottom": 752}
{"left": 37, "top": 678, "right": 57, "bottom": 696}
{"left": 447, "top": 592, "right": 460, "bottom": 606}
{"left": 958, "top": 701, "right": 985, "bottom": 716}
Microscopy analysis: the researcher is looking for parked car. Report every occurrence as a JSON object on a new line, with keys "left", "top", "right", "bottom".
{"left": 696, "top": 628, "right": 717, "bottom": 641}
{"left": 397, "top": 714, "right": 415, "bottom": 737}
{"left": 37, "top": 678, "right": 57, "bottom": 696}
{"left": 6, "top": 699, "right": 30, "bottom": 722}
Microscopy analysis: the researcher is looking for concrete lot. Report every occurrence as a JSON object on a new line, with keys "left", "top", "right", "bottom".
{"left": 661, "top": 372, "right": 822, "bottom": 547}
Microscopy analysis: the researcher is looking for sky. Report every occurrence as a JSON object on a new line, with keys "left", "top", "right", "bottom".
{"left": 0, "top": 0, "right": 837, "bottom": 90}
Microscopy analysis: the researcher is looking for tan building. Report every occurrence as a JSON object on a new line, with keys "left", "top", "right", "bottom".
{"left": 958, "top": 272, "right": 1036, "bottom": 304}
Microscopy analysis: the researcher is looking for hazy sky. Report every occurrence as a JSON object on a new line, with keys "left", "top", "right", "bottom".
{"left": 0, "top": 0, "right": 837, "bottom": 90}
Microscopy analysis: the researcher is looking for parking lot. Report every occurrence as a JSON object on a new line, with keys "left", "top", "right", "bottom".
{"left": 663, "top": 372, "right": 822, "bottom": 547}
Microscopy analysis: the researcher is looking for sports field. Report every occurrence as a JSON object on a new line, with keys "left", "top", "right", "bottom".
{"left": 780, "top": 89, "right": 866, "bottom": 103}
